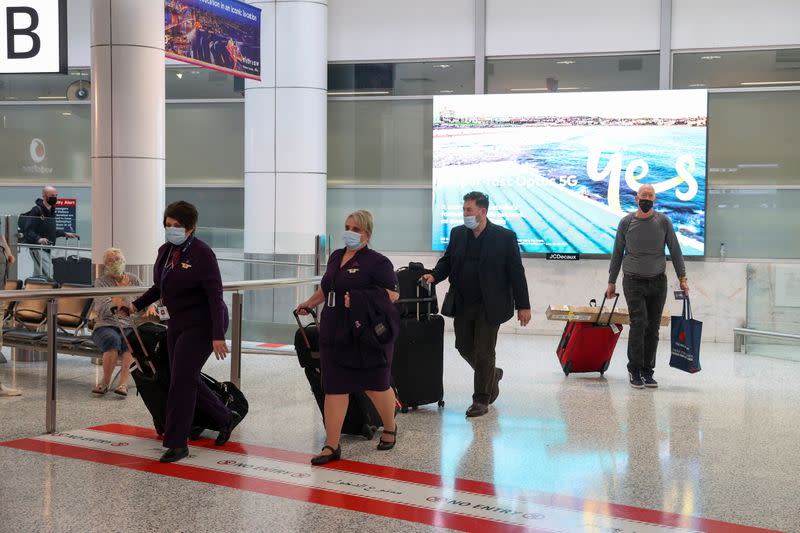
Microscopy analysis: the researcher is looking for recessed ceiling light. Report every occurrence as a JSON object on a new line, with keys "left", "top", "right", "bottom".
{"left": 62, "top": 112, "right": 72, "bottom": 116}
{"left": 556, "top": 60, "right": 576, "bottom": 65}
{"left": 509, "top": 88, "right": 547, "bottom": 92}
{"left": 176, "top": 72, "right": 183, "bottom": 79}
{"left": 700, "top": 55, "right": 722, "bottom": 60}
{"left": 439, "top": 90, "right": 454, "bottom": 93}
{"left": 689, "top": 83, "right": 706, "bottom": 87}
{"left": 433, "top": 64, "right": 451, "bottom": 69}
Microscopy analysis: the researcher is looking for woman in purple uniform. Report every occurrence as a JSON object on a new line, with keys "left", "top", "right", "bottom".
{"left": 128, "top": 201, "right": 240, "bottom": 463}
{"left": 297, "top": 210, "right": 400, "bottom": 465}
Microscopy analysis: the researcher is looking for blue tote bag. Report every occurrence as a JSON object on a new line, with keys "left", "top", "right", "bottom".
{"left": 670, "top": 298, "right": 702, "bottom": 373}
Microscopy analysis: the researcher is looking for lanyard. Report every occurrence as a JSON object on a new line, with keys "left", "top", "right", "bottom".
{"left": 159, "top": 236, "right": 194, "bottom": 294}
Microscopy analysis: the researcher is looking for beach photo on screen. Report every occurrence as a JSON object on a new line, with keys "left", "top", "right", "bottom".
{"left": 432, "top": 90, "right": 708, "bottom": 255}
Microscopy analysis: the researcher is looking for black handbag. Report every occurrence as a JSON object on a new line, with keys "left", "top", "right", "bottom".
{"left": 440, "top": 289, "right": 456, "bottom": 318}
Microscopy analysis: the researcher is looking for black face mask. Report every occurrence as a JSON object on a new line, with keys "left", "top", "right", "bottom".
{"left": 638, "top": 199, "right": 654, "bottom": 213}
{"left": 47, "top": 196, "right": 58, "bottom": 206}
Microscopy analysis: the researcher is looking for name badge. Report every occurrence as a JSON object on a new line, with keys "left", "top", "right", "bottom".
{"left": 157, "top": 306, "right": 171, "bottom": 321}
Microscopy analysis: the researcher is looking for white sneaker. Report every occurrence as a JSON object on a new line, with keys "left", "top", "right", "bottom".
{"left": 0, "top": 383, "right": 22, "bottom": 397}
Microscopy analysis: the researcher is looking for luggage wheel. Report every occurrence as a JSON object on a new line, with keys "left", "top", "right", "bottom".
{"left": 563, "top": 362, "right": 572, "bottom": 376}
{"left": 400, "top": 405, "right": 410, "bottom": 414}
{"left": 437, "top": 400, "right": 445, "bottom": 408}
{"left": 599, "top": 361, "right": 610, "bottom": 376}
{"left": 189, "top": 426, "right": 204, "bottom": 440}
{"left": 362, "top": 424, "right": 377, "bottom": 440}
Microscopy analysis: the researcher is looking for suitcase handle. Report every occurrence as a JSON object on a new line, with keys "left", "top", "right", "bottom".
{"left": 594, "top": 293, "right": 620, "bottom": 327}
{"left": 293, "top": 307, "right": 318, "bottom": 350}
{"left": 110, "top": 307, "right": 156, "bottom": 375}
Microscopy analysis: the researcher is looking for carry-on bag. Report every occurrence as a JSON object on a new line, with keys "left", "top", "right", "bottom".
{"left": 293, "top": 308, "right": 382, "bottom": 439}
{"left": 556, "top": 294, "right": 623, "bottom": 376}
{"left": 392, "top": 278, "right": 445, "bottom": 412}
{"left": 53, "top": 238, "right": 92, "bottom": 285}
{"left": 670, "top": 298, "right": 702, "bottom": 373}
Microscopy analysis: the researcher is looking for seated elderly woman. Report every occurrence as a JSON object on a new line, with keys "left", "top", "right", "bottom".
{"left": 90, "top": 248, "right": 147, "bottom": 397}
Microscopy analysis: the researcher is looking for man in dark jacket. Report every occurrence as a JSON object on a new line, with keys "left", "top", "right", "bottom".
{"left": 21, "top": 186, "right": 78, "bottom": 280}
{"left": 423, "top": 191, "right": 531, "bottom": 417}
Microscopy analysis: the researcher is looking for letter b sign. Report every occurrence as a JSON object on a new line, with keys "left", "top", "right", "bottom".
{"left": 0, "top": 0, "right": 66, "bottom": 73}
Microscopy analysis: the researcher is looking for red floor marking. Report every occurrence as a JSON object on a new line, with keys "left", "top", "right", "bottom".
{"left": 255, "top": 343, "right": 290, "bottom": 348}
{"left": 1, "top": 424, "right": 779, "bottom": 533}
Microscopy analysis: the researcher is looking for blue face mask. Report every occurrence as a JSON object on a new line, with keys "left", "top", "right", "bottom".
{"left": 343, "top": 230, "right": 363, "bottom": 250}
{"left": 464, "top": 215, "right": 479, "bottom": 230}
{"left": 165, "top": 227, "right": 188, "bottom": 246}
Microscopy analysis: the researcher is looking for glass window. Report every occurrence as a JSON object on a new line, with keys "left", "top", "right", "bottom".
{"left": 0, "top": 104, "right": 90, "bottom": 183}
{"left": 328, "top": 99, "right": 432, "bottom": 186}
{"left": 166, "top": 187, "right": 244, "bottom": 250}
{"left": 486, "top": 54, "right": 659, "bottom": 94}
{"left": 705, "top": 189, "right": 800, "bottom": 259}
{"left": 708, "top": 91, "right": 800, "bottom": 187}
{"left": 327, "top": 188, "right": 431, "bottom": 252}
{"left": 0, "top": 68, "right": 90, "bottom": 101}
{"left": 166, "top": 102, "right": 244, "bottom": 185}
{"left": 328, "top": 61, "right": 475, "bottom": 96}
{"left": 166, "top": 65, "right": 243, "bottom": 99}
{"left": 674, "top": 49, "right": 800, "bottom": 90}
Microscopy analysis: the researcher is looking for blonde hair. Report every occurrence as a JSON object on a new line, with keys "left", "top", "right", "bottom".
{"left": 346, "top": 210, "right": 374, "bottom": 238}
{"left": 102, "top": 247, "right": 125, "bottom": 265}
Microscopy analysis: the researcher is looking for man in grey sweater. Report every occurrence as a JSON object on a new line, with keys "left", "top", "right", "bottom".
{"left": 606, "top": 184, "right": 689, "bottom": 389}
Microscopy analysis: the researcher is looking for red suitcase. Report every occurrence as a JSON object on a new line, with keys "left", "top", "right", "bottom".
{"left": 556, "top": 294, "right": 623, "bottom": 376}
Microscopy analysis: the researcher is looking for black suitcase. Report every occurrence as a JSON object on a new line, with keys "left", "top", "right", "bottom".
{"left": 392, "top": 280, "right": 445, "bottom": 413}
{"left": 52, "top": 239, "right": 92, "bottom": 285}
{"left": 125, "top": 318, "right": 248, "bottom": 438}
{"left": 294, "top": 309, "right": 381, "bottom": 440}
{"left": 395, "top": 262, "right": 438, "bottom": 318}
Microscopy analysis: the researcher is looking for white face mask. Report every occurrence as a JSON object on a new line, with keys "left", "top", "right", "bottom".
{"left": 343, "top": 230, "right": 363, "bottom": 250}
{"left": 464, "top": 215, "right": 479, "bottom": 229}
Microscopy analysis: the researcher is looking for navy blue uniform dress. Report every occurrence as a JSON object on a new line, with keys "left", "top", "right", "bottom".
{"left": 134, "top": 236, "right": 232, "bottom": 449}
{"left": 319, "top": 247, "right": 398, "bottom": 394}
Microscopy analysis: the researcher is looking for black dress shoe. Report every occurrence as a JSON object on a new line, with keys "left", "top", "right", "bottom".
{"left": 215, "top": 411, "right": 243, "bottom": 446}
{"left": 489, "top": 368, "right": 504, "bottom": 405}
{"left": 466, "top": 402, "right": 489, "bottom": 417}
{"left": 311, "top": 445, "right": 341, "bottom": 465}
{"left": 377, "top": 425, "right": 397, "bottom": 451}
{"left": 160, "top": 447, "right": 189, "bottom": 463}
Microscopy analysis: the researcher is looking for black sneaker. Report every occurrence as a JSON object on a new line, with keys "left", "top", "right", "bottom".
{"left": 642, "top": 375, "right": 658, "bottom": 388}
{"left": 629, "top": 372, "right": 645, "bottom": 389}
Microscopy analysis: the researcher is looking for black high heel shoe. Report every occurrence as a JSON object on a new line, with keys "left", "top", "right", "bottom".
{"left": 377, "top": 425, "right": 397, "bottom": 451}
{"left": 311, "top": 444, "right": 341, "bottom": 465}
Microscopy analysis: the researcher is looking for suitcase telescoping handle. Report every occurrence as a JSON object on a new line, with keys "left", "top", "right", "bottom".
{"left": 293, "top": 307, "right": 318, "bottom": 350}
{"left": 110, "top": 306, "right": 155, "bottom": 375}
{"left": 594, "top": 293, "right": 620, "bottom": 327}
{"left": 394, "top": 279, "right": 434, "bottom": 320}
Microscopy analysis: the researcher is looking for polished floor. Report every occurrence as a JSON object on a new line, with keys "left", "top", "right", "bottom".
{"left": 1, "top": 334, "right": 798, "bottom": 532}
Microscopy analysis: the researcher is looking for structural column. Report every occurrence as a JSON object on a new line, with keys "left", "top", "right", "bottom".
{"left": 90, "top": 0, "right": 166, "bottom": 281}
{"left": 243, "top": 0, "right": 327, "bottom": 322}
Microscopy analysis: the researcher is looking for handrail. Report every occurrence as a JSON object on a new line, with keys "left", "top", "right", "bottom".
{"left": 216, "top": 256, "right": 318, "bottom": 268}
{"left": 733, "top": 327, "right": 800, "bottom": 353}
{"left": 16, "top": 242, "right": 90, "bottom": 252}
{"left": 0, "top": 276, "right": 322, "bottom": 302}
{"left": 0, "top": 275, "right": 321, "bottom": 434}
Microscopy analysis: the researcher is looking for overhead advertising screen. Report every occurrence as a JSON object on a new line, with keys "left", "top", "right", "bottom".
{"left": 432, "top": 90, "right": 708, "bottom": 256}
{"left": 0, "top": 0, "right": 67, "bottom": 74}
{"left": 165, "top": 0, "right": 261, "bottom": 80}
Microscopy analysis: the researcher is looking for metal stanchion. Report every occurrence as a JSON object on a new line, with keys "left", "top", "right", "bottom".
{"left": 46, "top": 299, "right": 58, "bottom": 434}
{"left": 230, "top": 291, "right": 243, "bottom": 387}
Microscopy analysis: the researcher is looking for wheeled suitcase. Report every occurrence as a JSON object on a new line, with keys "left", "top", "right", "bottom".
{"left": 123, "top": 316, "right": 248, "bottom": 437}
{"left": 556, "top": 294, "right": 623, "bottom": 376}
{"left": 392, "top": 278, "right": 445, "bottom": 412}
{"left": 294, "top": 309, "right": 382, "bottom": 440}
{"left": 52, "top": 238, "right": 92, "bottom": 285}
{"left": 395, "top": 262, "right": 438, "bottom": 318}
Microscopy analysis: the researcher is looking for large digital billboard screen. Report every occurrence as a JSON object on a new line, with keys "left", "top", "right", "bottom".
{"left": 432, "top": 90, "right": 708, "bottom": 256}
{"left": 165, "top": 0, "right": 261, "bottom": 80}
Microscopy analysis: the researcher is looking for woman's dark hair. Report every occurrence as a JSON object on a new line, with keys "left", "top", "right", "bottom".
{"left": 463, "top": 191, "right": 490, "bottom": 210}
{"left": 163, "top": 201, "right": 198, "bottom": 230}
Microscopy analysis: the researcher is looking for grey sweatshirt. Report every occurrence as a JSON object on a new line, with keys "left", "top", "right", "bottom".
{"left": 608, "top": 212, "right": 687, "bottom": 283}
{"left": 93, "top": 273, "right": 143, "bottom": 329}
